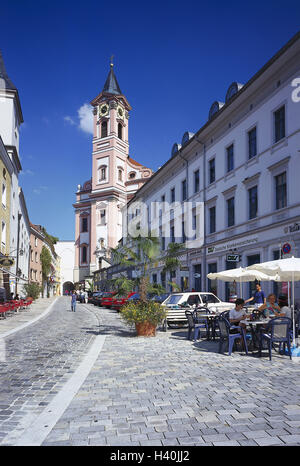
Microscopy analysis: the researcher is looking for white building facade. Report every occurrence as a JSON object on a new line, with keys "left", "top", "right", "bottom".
{"left": 55, "top": 241, "right": 75, "bottom": 294}
{"left": 123, "top": 32, "right": 300, "bottom": 305}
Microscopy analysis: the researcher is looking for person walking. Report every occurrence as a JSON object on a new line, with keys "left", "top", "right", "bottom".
{"left": 71, "top": 291, "right": 77, "bottom": 312}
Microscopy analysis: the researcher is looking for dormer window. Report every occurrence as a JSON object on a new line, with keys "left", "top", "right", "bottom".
{"left": 101, "top": 121, "right": 108, "bottom": 138}
{"left": 118, "top": 123, "right": 123, "bottom": 140}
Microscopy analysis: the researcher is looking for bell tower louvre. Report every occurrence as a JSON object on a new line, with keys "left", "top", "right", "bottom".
{"left": 73, "top": 59, "right": 153, "bottom": 286}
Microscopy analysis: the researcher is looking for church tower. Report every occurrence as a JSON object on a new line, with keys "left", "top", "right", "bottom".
{"left": 73, "top": 60, "right": 152, "bottom": 287}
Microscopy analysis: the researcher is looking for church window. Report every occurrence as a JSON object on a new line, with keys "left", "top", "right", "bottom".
{"left": 82, "top": 246, "right": 87, "bottom": 264}
{"left": 101, "top": 121, "right": 108, "bottom": 138}
{"left": 118, "top": 123, "right": 123, "bottom": 140}
{"left": 100, "top": 166, "right": 106, "bottom": 181}
{"left": 118, "top": 169, "right": 123, "bottom": 182}
{"left": 129, "top": 172, "right": 136, "bottom": 179}
{"left": 100, "top": 210, "right": 106, "bottom": 225}
{"left": 81, "top": 217, "right": 88, "bottom": 232}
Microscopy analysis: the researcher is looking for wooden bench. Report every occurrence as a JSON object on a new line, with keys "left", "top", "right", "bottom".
{"left": 162, "top": 307, "right": 189, "bottom": 331}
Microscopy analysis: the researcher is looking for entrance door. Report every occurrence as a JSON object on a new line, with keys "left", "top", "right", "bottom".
{"left": 193, "top": 264, "right": 201, "bottom": 291}
{"left": 225, "top": 260, "right": 237, "bottom": 302}
{"left": 247, "top": 254, "right": 260, "bottom": 298}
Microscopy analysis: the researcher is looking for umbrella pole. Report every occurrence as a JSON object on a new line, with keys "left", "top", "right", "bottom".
{"left": 292, "top": 271, "right": 296, "bottom": 348}
{"left": 240, "top": 277, "right": 242, "bottom": 298}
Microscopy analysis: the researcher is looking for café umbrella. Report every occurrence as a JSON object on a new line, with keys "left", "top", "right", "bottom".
{"left": 247, "top": 256, "right": 300, "bottom": 348}
{"left": 207, "top": 267, "right": 271, "bottom": 298}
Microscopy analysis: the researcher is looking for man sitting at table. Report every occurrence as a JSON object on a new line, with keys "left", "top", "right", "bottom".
{"left": 229, "top": 298, "right": 247, "bottom": 328}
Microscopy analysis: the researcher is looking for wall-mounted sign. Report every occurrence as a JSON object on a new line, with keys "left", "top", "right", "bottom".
{"left": 282, "top": 243, "right": 291, "bottom": 255}
{"left": 226, "top": 254, "right": 240, "bottom": 262}
{"left": 0, "top": 257, "right": 14, "bottom": 267}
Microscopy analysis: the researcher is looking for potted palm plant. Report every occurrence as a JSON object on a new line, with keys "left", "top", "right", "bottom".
{"left": 110, "top": 234, "right": 184, "bottom": 336}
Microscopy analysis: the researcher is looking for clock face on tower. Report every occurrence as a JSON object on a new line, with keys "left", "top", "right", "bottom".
{"left": 99, "top": 104, "right": 108, "bottom": 117}
{"left": 117, "top": 106, "right": 124, "bottom": 119}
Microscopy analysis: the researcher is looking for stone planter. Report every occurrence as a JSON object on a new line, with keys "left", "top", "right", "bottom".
{"left": 135, "top": 321, "right": 157, "bottom": 337}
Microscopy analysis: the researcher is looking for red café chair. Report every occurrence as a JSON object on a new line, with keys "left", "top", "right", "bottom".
{"left": 0, "top": 304, "right": 8, "bottom": 319}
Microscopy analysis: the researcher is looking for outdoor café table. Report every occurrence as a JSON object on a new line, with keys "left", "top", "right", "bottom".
{"left": 194, "top": 313, "right": 219, "bottom": 341}
{"left": 240, "top": 318, "right": 271, "bottom": 353}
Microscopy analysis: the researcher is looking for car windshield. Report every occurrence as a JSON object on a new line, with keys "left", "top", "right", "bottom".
{"left": 164, "top": 294, "right": 183, "bottom": 305}
{"left": 201, "top": 294, "right": 220, "bottom": 304}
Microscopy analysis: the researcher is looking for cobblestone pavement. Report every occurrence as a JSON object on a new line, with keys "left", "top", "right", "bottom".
{"left": 0, "top": 297, "right": 100, "bottom": 445}
{"left": 1, "top": 297, "right": 300, "bottom": 446}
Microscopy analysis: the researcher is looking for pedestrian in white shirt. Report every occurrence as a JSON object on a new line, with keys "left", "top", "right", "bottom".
{"left": 229, "top": 298, "right": 247, "bottom": 329}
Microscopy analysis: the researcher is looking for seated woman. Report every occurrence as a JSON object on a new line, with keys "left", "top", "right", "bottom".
{"left": 258, "top": 293, "right": 285, "bottom": 318}
{"left": 278, "top": 294, "right": 292, "bottom": 319}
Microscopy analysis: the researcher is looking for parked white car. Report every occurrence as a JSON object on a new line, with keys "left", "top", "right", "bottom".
{"left": 162, "top": 292, "right": 233, "bottom": 313}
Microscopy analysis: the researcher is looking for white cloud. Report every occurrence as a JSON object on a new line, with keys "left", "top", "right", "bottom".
{"left": 77, "top": 103, "right": 93, "bottom": 135}
{"left": 33, "top": 186, "right": 48, "bottom": 195}
{"left": 64, "top": 115, "right": 76, "bottom": 126}
{"left": 20, "top": 169, "right": 34, "bottom": 176}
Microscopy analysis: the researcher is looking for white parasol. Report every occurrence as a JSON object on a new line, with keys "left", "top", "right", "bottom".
{"left": 207, "top": 267, "right": 271, "bottom": 298}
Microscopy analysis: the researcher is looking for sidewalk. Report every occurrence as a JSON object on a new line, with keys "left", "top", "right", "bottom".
{"left": 0, "top": 296, "right": 58, "bottom": 338}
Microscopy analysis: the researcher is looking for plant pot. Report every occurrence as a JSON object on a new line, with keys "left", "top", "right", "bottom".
{"left": 135, "top": 321, "right": 157, "bottom": 337}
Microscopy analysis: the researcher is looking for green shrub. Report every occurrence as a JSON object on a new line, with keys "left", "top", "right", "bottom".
{"left": 23, "top": 282, "right": 41, "bottom": 300}
{"left": 120, "top": 300, "right": 167, "bottom": 326}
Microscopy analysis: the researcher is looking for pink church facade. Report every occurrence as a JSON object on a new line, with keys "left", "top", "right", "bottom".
{"left": 73, "top": 63, "right": 152, "bottom": 285}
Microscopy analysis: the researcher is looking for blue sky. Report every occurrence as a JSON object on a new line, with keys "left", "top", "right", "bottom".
{"left": 1, "top": 0, "right": 299, "bottom": 240}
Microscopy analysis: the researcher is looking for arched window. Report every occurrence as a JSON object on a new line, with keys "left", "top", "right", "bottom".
{"left": 101, "top": 121, "right": 108, "bottom": 138}
{"left": 118, "top": 169, "right": 123, "bottom": 182}
{"left": 82, "top": 246, "right": 87, "bottom": 264}
{"left": 118, "top": 123, "right": 123, "bottom": 140}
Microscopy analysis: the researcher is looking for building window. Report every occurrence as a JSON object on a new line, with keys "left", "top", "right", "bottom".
{"left": 274, "top": 105, "right": 285, "bottom": 142}
{"left": 194, "top": 169, "right": 200, "bottom": 193}
{"left": 35, "top": 252, "right": 38, "bottom": 262}
{"left": 1, "top": 222, "right": 6, "bottom": 247}
{"left": 209, "top": 206, "right": 216, "bottom": 233}
{"left": 82, "top": 246, "right": 87, "bottom": 264}
{"left": 227, "top": 197, "right": 235, "bottom": 227}
{"left": 209, "top": 158, "right": 215, "bottom": 184}
{"left": 118, "top": 123, "right": 123, "bottom": 140}
{"left": 101, "top": 121, "right": 108, "bottom": 138}
{"left": 129, "top": 172, "right": 136, "bottom": 179}
{"left": 35, "top": 237, "right": 38, "bottom": 247}
{"left": 170, "top": 187, "right": 175, "bottom": 203}
{"left": 100, "top": 210, "right": 106, "bottom": 225}
{"left": 152, "top": 273, "right": 157, "bottom": 284}
{"left": 208, "top": 263, "right": 217, "bottom": 295}
{"left": 2, "top": 184, "right": 6, "bottom": 207}
{"left": 248, "top": 127, "right": 257, "bottom": 159}
{"left": 182, "top": 220, "right": 186, "bottom": 243}
{"left": 226, "top": 144, "right": 234, "bottom": 172}
{"left": 81, "top": 217, "right": 88, "bottom": 232}
{"left": 118, "top": 169, "right": 123, "bottom": 182}
{"left": 248, "top": 186, "right": 258, "bottom": 219}
{"left": 170, "top": 225, "right": 175, "bottom": 243}
{"left": 100, "top": 166, "right": 106, "bottom": 181}
{"left": 275, "top": 172, "right": 287, "bottom": 210}
{"left": 182, "top": 179, "right": 187, "bottom": 201}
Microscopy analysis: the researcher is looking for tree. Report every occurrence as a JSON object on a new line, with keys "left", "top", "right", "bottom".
{"left": 40, "top": 246, "right": 52, "bottom": 297}
{"left": 110, "top": 235, "right": 184, "bottom": 302}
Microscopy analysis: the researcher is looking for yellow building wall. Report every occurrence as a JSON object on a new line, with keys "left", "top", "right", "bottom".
{"left": 0, "top": 159, "right": 11, "bottom": 256}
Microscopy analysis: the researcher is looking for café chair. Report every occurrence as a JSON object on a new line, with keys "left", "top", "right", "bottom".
{"left": 259, "top": 317, "right": 292, "bottom": 361}
{"left": 218, "top": 316, "right": 248, "bottom": 356}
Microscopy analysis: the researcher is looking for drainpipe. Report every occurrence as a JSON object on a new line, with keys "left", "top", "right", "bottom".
{"left": 195, "top": 137, "right": 207, "bottom": 291}
{"left": 178, "top": 150, "right": 189, "bottom": 290}
{"left": 15, "top": 212, "right": 22, "bottom": 295}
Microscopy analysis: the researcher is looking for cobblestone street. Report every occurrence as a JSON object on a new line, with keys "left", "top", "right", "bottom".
{"left": 0, "top": 296, "right": 300, "bottom": 446}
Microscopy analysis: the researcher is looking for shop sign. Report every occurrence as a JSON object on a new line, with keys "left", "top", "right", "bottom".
{"left": 207, "top": 236, "right": 258, "bottom": 255}
{"left": 226, "top": 254, "right": 241, "bottom": 262}
{"left": 0, "top": 257, "right": 14, "bottom": 267}
{"left": 284, "top": 223, "right": 300, "bottom": 234}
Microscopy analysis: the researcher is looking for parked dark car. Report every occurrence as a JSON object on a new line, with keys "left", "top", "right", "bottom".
{"left": 88, "top": 292, "right": 103, "bottom": 306}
